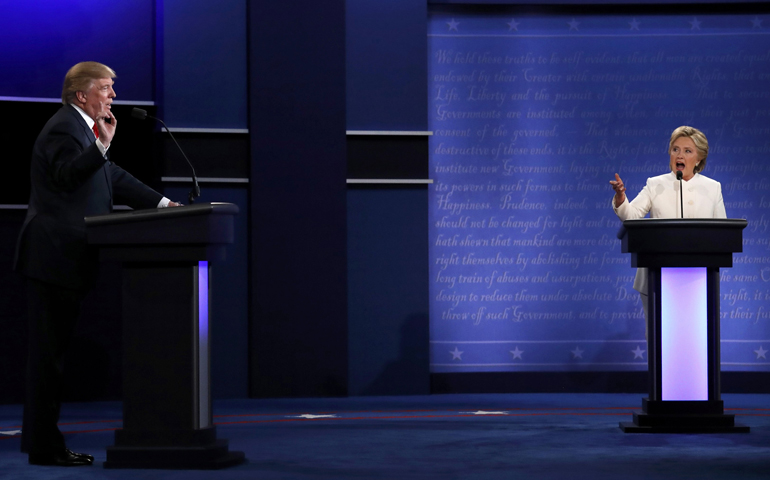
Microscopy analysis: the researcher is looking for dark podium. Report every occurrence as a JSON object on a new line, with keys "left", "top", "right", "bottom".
{"left": 618, "top": 218, "right": 749, "bottom": 433}
{"left": 85, "top": 202, "right": 245, "bottom": 468}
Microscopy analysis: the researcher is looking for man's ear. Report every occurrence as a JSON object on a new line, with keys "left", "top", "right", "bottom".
{"left": 75, "top": 91, "right": 86, "bottom": 103}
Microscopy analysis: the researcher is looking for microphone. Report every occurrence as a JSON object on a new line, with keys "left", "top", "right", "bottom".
{"left": 131, "top": 107, "right": 200, "bottom": 204}
{"left": 130, "top": 108, "right": 148, "bottom": 120}
{"left": 676, "top": 170, "right": 683, "bottom": 218}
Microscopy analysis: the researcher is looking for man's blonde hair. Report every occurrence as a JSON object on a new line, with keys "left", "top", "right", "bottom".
{"left": 61, "top": 62, "right": 116, "bottom": 105}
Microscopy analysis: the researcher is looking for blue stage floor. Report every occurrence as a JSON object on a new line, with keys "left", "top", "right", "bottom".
{"left": 1, "top": 393, "right": 769, "bottom": 479}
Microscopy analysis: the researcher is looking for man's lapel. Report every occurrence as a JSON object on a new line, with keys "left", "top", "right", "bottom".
{"left": 64, "top": 104, "right": 97, "bottom": 144}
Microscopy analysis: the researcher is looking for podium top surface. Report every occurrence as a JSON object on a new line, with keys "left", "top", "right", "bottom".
{"left": 86, "top": 202, "right": 237, "bottom": 252}
{"left": 617, "top": 218, "right": 747, "bottom": 240}
{"left": 622, "top": 218, "right": 748, "bottom": 230}
{"left": 619, "top": 218, "right": 747, "bottom": 265}
{"left": 85, "top": 202, "right": 238, "bottom": 227}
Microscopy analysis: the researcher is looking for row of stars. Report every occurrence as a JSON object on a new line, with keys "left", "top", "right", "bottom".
{"left": 448, "top": 346, "right": 646, "bottom": 361}
{"left": 449, "top": 345, "right": 770, "bottom": 361}
{"left": 445, "top": 17, "right": 764, "bottom": 32}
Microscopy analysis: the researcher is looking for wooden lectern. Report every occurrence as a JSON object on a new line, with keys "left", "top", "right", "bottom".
{"left": 85, "top": 202, "right": 245, "bottom": 468}
{"left": 618, "top": 218, "right": 749, "bottom": 433}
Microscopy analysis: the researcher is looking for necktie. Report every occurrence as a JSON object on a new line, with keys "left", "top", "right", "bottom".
{"left": 92, "top": 124, "right": 99, "bottom": 140}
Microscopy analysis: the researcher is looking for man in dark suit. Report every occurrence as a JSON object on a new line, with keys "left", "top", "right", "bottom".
{"left": 14, "top": 62, "right": 179, "bottom": 466}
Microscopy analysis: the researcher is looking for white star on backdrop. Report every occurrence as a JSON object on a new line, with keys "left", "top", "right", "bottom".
{"left": 289, "top": 414, "right": 338, "bottom": 419}
{"left": 0, "top": 430, "right": 21, "bottom": 436}
{"left": 751, "top": 17, "right": 763, "bottom": 28}
{"left": 571, "top": 346, "right": 584, "bottom": 359}
{"left": 462, "top": 411, "right": 509, "bottom": 415}
{"left": 755, "top": 346, "right": 768, "bottom": 360}
{"left": 447, "top": 19, "right": 460, "bottom": 31}
{"left": 450, "top": 347, "right": 464, "bottom": 360}
{"left": 631, "top": 346, "right": 646, "bottom": 359}
{"left": 510, "top": 346, "right": 524, "bottom": 360}
{"left": 507, "top": 18, "right": 520, "bottom": 31}
{"left": 567, "top": 19, "right": 580, "bottom": 31}
{"left": 629, "top": 19, "right": 641, "bottom": 31}
{"left": 689, "top": 18, "right": 701, "bottom": 30}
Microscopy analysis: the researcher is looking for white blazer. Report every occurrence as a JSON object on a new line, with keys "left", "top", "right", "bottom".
{"left": 612, "top": 172, "right": 727, "bottom": 293}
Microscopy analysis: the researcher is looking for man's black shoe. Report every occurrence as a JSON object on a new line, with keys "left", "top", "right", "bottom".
{"left": 29, "top": 449, "right": 94, "bottom": 466}
{"left": 65, "top": 449, "right": 94, "bottom": 462}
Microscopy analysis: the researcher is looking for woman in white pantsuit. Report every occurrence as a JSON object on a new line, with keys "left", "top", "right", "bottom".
{"left": 609, "top": 126, "right": 727, "bottom": 333}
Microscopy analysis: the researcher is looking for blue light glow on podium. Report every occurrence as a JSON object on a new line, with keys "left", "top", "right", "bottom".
{"left": 198, "top": 260, "right": 211, "bottom": 428}
{"left": 661, "top": 267, "right": 708, "bottom": 401}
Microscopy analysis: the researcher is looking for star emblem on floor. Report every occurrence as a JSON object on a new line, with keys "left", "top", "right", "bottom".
{"left": 289, "top": 414, "right": 338, "bottom": 419}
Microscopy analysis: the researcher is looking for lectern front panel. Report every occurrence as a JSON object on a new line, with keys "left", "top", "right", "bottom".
{"left": 89, "top": 203, "right": 246, "bottom": 467}
{"left": 661, "top": 267, "right": 708, "bottom": 401}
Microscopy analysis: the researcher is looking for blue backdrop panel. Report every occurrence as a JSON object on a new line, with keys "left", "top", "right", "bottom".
{"left": 428, "top": 11, "right": 770, "bottom": 373}
{"left": 346, "top": 0, "right": 428, "bottom": 130}
{"left": 348, "top": 187, "right": 430, "bottom": 396}
{"left": 161, "top": 0, "right": 248, "bottom": 128}
{"left": 0, "top": 1, "right": 154, "bottom": 100}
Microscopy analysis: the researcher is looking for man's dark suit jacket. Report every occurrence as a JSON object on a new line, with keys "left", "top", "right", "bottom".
{"left": 14, "top": 104, "right": 162, "bottom": 289}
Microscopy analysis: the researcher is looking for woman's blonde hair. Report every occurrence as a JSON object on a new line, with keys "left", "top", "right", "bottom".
{"left": 669, "top": 125, "right": 709, "bottom": 174}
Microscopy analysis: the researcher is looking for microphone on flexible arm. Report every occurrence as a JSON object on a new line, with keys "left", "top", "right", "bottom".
{"left": 676, "top": 170, "right": 684, "bottom": 218}
{"left": 131, "top": 107, "right": 200, "bottom": 204}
